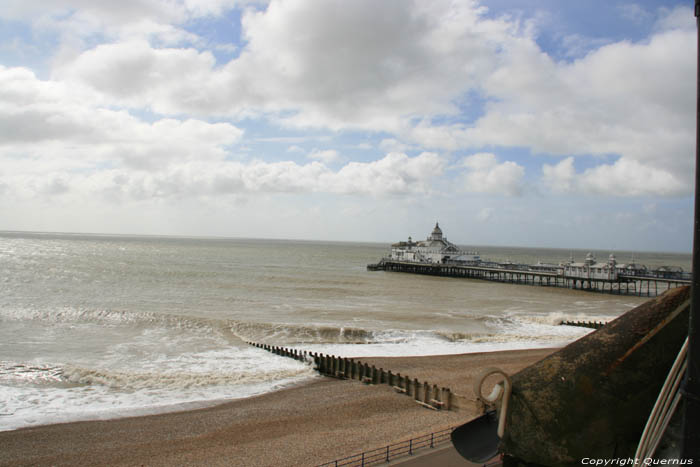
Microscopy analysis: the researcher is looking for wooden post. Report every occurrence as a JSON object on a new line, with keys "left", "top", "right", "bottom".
{"left": 443, "top": 388, "right": 451, "bottom": 410}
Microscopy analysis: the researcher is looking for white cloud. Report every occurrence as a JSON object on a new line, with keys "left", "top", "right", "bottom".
{"left": 328, "top": 152, "right": 445, "bottom": 196}
{"left": 408, "top": 12, "right": 695, "bottom": 196}
{"left": 461, "top": 153, "right": 525, "bottom": 196}
{"left": 476, "top": 207, "right": 494, "bottom": 222}
{"left": 307, "top": 149, "right": 341, "bottom": 164}
{"left": 0, "top": 61, "right": 445, "bottom": 204}
{"left": 542, "top": 157, "right": 576, "bottom": 193}
{"left": 0, "top": 65, "right": 244, "bottom": 194}
{"left": 0, "top": 1, "right": 693, "bottom": 248}
{"left": 50, "top": 0, "right": 511, "bottom": 126}
{"left": 542, "top": 157, "right": 685, "bottom": 197}
{"left": 53, "top": 40, "right": 221, "bottom": 112}
{"left": 42, "top": 2, "right": 694, "bottom": 201}
{"left": 0, "top": 0, "right": 240, "bottom": 41}
{"left": 379, "top": 138, "right": 411, "bottom": 153}
{"left": 617, "top": 4, "right": 652, "bottom": 24}
{"left": 654, "top": 5, "right": 694, "bottom": 32}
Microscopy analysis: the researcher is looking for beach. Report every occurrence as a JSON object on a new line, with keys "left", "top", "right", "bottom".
{"left": 0, "top": 348, "right": 554, "bottom": 467}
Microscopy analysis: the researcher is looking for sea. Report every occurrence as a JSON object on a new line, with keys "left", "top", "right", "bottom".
{"left": 0, "top": 231, "right": 691, "bottom": 432}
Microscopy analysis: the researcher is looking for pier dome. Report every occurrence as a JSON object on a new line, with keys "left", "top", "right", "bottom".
{"left": 429, "top": 222, "right": 443, "bottom": 241}
{"left": 388, "top": 223, "right": 479, "bottom": 264}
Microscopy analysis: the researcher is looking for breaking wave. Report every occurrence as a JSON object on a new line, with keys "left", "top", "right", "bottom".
{"left": 0, "top": 361, "right": 315, "bottom": 391}
{"left": 61, "top": 365, "right": 313, "bottom": 390}
{"left": 0, "top": 305, "right": 609, "bottom": 348}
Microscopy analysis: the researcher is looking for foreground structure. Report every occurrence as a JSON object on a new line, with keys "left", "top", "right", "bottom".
{"left": 452, "top": 286, "right": 690, "bottom": 464}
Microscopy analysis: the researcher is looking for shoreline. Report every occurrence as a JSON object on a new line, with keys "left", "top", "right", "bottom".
{"left": 0, "top": 348, "right": 555, "bottom": 467}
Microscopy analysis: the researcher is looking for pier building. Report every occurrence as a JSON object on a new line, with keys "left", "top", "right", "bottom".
{"left": 561, "top": 252, "right": 618, "bottom": 281}
{"left": 390, "top": 222, "right": 480, "bottom": 264}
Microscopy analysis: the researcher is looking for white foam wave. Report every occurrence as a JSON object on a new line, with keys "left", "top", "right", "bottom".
{"left": 60, "top": 364, "right": 311, "bottom": 390}
{"left": 0, "top": 362, "right": 65, "bottom": 386}
{"left": 514, "top": 311, "right": 619, "bottom": 326}
{"left": 0, "top": 350, "right": 318, "bottom": 432}
{"left": 0, "top": 306, "right": 225, "bottom": 332}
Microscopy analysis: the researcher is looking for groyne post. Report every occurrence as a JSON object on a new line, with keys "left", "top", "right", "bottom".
{"left": 247, "top": 342, "right": 456, "bottom": 411}
{"left": 443, "top": 388, "right": 451, "bottom": 410}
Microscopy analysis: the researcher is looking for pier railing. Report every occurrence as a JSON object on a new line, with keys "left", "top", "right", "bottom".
{"left": 371, "top": 260, "right": 690, "bottom": 297}
{"left": 315, "top": 426, "right": 455, "bottom": 467}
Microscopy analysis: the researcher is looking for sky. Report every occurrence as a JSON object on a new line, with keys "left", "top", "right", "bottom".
{"left": 0, "top": 0, "right": 695, "bottom": 252}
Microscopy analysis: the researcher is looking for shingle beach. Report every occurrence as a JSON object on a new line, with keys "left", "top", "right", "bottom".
{"left": 0, "top": 348, "right": 553, "bottom": 467}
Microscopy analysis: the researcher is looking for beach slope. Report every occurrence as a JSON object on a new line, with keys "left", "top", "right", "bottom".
{"left": 0, "top": 348, "right": 553, "bottom": 467}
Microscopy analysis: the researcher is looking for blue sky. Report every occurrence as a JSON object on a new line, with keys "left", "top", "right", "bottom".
{"left": 0, "top": 0, "right": 694, "bottom": 252}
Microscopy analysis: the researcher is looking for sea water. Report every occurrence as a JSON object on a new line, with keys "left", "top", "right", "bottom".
{"left": 0, "top": 232, "right": 690, "bottom": 431}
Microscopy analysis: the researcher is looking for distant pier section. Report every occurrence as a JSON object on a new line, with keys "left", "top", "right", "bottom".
{"left": 367, "top": 223, "right": 690, "bottom": 297}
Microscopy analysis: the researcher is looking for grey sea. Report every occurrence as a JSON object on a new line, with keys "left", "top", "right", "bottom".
{"left": 0, "top": 231, "right": 690, "bottom": 431}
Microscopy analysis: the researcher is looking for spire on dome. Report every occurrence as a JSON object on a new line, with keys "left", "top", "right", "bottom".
{"left": 429, "top": 222, "right": 443, "bottom": 241}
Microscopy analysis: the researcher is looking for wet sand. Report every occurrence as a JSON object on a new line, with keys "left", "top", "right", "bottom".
{"left": 0, "top": 348, "right": 555, "bottom": 467}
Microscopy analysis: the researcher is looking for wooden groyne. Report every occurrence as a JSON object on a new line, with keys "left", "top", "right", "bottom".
{"left": 559, "top": 320, "right": 607, "bottom": 329}
{"left": 246, "top": 341, "right": 457, "bottom": 411}
{"left": 370, "top": 260, "right": 690, "bottom": 297}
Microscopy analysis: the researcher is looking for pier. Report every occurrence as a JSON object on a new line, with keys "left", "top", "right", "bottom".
{"left": 369, "top": 259, "right": 690, "bottom": 297}
{"left": 370, "top": 224, "right": 690, "bottom": 297}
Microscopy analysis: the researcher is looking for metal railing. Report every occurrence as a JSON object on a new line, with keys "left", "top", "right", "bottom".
{"left": 316, "top": 427, "right": 454, "bottom": 467}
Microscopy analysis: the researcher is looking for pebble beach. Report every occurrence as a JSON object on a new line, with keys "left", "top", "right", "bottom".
{"left": 0, "top": 348, "right": 554, "bottom": 467}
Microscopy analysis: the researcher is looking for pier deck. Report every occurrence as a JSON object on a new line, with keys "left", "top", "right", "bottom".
{"left": 370, "top": 260, "right": 690, "bottom": 297}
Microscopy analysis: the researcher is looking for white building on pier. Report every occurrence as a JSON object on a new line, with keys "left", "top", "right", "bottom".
{"left": 560, "top": 252, "right": 618, "bottom": 280}
{"left": 390, "top": 223, "right": 480, "bottom": 264}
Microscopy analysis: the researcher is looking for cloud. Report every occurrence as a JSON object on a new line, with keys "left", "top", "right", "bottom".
{"left": 542, "top": 157, "right": 576, "bottom": 193}
{"left": 50, "top": 0, "right": 511, "bottom": 126}
{"left": 476, "top": 207, "right": 494, "bottom": 222}
{"left": 0, "top": 0, "right": 240, "bottom": 45}
{"left": 379, "top": 138, "right": 412, "bottom": 153}
{"left": 329, "top": 152, "right": 445, "bottom": 195}
{"left": 53, "top": 40, "right": 221, "bottom": 111}
{"left": 654, "top": 5, "right": 693, "bottom": 32}
{"left": 0, "top": 1, "right": 693, "bottom": 249}
{"left": 307, "top": 149, "right": 341, "bottom": 164}
{"left": 0, "top": 72, "right": 446, "bottom": 206}
{"left": 40, "top": 2, "right": 695, "bottom": 200}
{"left": 409, "top": 11, "right": 695, "bottom": 196}
{"left": 461, "top": 153, "right": 525, "bottom": 196}
{"left": 617, "top": 3, "right": 652, "bottom": 24}
{"left": 542, "top": 157, "right": 685, "bottom": 197}
{"left": 0, "top": 64, "right": 244, "bottom": 186}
